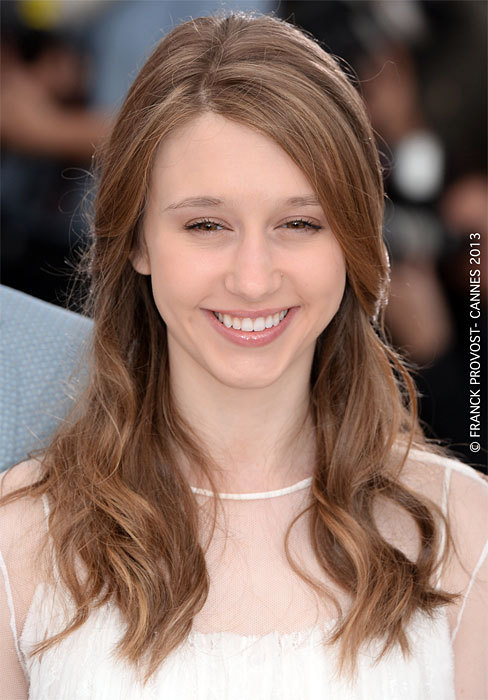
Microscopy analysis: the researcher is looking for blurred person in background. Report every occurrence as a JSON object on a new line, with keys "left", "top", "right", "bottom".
{"left": 0, "top": 0, "right": 112, "bottom": 305}
{"left": 283, "top": 0, "right": 487, "bottom": 470}
{"left": 1, "top": 0, "right": 486, "bottom": 470}
{"left": 1, "top": 0, "right": 277, "bottom": 306}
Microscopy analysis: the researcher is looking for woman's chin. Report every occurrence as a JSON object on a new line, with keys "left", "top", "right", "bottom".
{"left": 207, "top": 362, "right": 288, "bottom": 391}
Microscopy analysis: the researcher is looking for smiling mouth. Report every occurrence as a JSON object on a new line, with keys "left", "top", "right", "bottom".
{"left": 212, "top": 309, "right": 289, "bottom": 332}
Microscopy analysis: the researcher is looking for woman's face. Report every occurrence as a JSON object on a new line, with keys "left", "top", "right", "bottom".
{"left": 135, "top": 112, "right": 346, "bottom": 389}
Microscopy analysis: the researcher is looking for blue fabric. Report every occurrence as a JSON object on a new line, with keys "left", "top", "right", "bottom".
{"left": 0, "top": 286, "right": 93, "bottom": 471}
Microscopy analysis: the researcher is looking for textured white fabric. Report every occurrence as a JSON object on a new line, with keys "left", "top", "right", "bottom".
{"left": 20, "top": 588, "right": 454, "bottom": 700}
{"left": 1, "top": 449, "right": 487, "bottom": 699}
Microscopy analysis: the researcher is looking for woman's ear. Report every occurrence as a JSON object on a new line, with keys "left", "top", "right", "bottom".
{"left": 130, "top": 242, "right": 151, "bottom": 275}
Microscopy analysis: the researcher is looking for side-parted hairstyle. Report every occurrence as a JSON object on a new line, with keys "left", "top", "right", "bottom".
{"left": 3, "top": 10, "right": 457, "bottom": 683}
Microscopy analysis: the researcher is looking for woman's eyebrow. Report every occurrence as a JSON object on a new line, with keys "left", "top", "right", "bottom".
{"left": 162, "top": 194, "right": 321, "bottom": 211}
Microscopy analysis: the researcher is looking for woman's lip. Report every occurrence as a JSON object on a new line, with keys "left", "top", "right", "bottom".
{"left": 202, "top": 307, "right": 299, "bottom": 347}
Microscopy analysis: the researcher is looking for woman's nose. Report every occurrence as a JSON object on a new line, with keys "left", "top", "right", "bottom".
{"left": 224, "top": 231, "right": 282, "bottom": 301}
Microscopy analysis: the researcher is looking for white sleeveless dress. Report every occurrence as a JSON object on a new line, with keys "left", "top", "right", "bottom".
{"left": 2, "top": 451, "right": 487, "bottom": 699}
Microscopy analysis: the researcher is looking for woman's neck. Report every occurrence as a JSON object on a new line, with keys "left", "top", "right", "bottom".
{"left": 168, "top": 350, "right": 316, "bottom": 493}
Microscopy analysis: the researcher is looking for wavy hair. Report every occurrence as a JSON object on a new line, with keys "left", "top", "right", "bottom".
{"left": 3, "top": 10, "right": 458, "bottom": 683}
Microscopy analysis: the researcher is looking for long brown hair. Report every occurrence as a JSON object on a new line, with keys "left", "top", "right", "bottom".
{"left": 3, "top": 10, "right": 458, "bottom": 683}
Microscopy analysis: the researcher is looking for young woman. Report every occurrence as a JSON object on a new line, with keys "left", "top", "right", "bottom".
{"left": 1, "top": 11, "right": 486, "bottom": 699}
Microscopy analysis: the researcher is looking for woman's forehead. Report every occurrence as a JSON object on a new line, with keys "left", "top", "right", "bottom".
{"left": 150, "top": 114, "right": 319, "bottom": 209}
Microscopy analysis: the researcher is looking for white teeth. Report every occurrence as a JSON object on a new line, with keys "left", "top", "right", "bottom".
{"left": 213, "top": 309, "right": 289, "bottom": 331}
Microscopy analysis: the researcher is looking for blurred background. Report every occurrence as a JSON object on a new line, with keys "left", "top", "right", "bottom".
{"left": 1, "top": 0, "right": 486, "bottom": 471}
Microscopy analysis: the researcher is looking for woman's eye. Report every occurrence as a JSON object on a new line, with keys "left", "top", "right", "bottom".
{"left": 184, "top": 218, "right": 224, "bottom": 232}
{"left": 282, "top": 219, "right": 322, "bottom": 231}
{"left": 184, "top": 218, "right": 322, "bottom": 233}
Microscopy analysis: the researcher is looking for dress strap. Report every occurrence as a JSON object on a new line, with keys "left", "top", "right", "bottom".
{"left": 41, "top": 492, "right": 50, "bottom": 521}
{"left": 40, "top": 492, "right": 63, "bottom": 589}
{"left": 435, "top": 462, "right": 452, "bottom": 590}
{"left": 437, "top": 458, "right": 488, "bottom": 642}
{"left": 451, "top": 536, "right": 488, "bottom": 642}
{"left": 0, "top": 549, "right": 28, "bottom": 676}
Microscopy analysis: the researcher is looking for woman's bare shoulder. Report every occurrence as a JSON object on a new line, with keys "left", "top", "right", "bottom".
{"left": 378, "top": 445, "right": 487, "bottom": 567}
{"left": 0, "top": 460, "right": 51, "bottom": 670}
{"left": 399, "top": 445, "right": 487, "bottom": 588}
{"left": 0, "top": 459, "right": 47, "bottom": 557}
{"left": 0, "top": 458, "right": 43, "bottom": 498}
{"left": 395, "top": 444, "right": 487, "bottom": 504}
